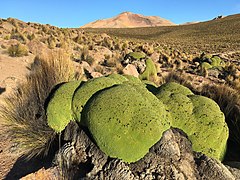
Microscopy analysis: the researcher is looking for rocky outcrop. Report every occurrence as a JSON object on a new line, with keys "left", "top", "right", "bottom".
{"left": 23, "top": 122, "right": 239, "bottom": 179}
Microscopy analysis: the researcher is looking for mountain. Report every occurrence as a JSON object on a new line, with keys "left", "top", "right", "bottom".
{"left": 81, "top": 12, "right": 175, "bottom": 28}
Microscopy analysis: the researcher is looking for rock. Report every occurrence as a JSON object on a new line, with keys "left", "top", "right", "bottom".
{"left": 130, "top": 128, "right": 200, "bottom": 179}
{"left": 90, "top": 71, "right": 103, "bottom": 78}
{"left": 54, "top": 121, "right": 109, "bottom": 179}
{"left": 208, "top": 69, "right": 220, "bottom": 78}
{"left": 150, "top": 52, "right": 160, "bottom": 62}
{"left": 195, "top": 153, "right": 235, "bottom": 179}
{"left": 27, "top": 40, "right": 50, "bottom": 54}
{"left": 122, "top": 64, "right": 139, "bottom": 77}
{"left": 22, "top": 125, "right": 238, "bottom": 179}
{"left": 81, "top": 61, "right": 93, "bottom": 73}
{"left": 225, "top": 164, "right": 240, "bottom": 179}
{"left": 122, "top": 52, "right": 147, "bottom": 73}
{"left": 91, "top": 160, "right": 135, "bottom": 180}
{"left": 213, "top": 15, "right": 224, "bottom": 20}
{"left": 90, "top": 46, "right": 112, "bottom": 66}
{"left": 20, "top": 167, "right": 60, "bottom": 180}
{"left": 132, "top": 60, "right": 146, "bottom": 73}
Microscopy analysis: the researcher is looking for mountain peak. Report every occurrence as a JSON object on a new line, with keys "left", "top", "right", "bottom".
{"left": 81, "top": 12, "right": 175, "bottom": 28}
{"left": 120, "top": 11, "right": 133, "bottom": 15}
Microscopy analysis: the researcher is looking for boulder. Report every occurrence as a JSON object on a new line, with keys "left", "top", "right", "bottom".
{"left": 122, "top": 64, "right": 139, "bottom": 77}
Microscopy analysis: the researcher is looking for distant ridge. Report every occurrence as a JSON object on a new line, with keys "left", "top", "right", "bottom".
{"left": 81, "top": 12, "right": 175, "bottom": 28}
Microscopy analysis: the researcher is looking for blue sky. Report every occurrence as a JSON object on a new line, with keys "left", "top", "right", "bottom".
{"left": 0, "top": 0, "right": 239, "bottom": 27}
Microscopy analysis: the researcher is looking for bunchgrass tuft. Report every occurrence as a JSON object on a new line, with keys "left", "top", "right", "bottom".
{"left": 0, "top": 50, "right": 75, "bottom": 160}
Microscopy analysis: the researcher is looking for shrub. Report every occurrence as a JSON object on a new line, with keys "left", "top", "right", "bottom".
{"left": 27, "top": 33, "right": 36, "bottom": 41}
{"left": 8, "top": 44, "right": 28, "bottom": 57}
{"left": 201, "top": 84, "right": 240, "bottom": 161}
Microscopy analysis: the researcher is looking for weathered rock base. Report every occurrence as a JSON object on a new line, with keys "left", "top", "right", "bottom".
{"left": 22, "top": 122, "right": 240, "bottom": 179}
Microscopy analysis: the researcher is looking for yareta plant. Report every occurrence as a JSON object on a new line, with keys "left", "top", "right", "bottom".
{"left": 155, "top": 82, "right": 229, "bottom": 161}
{"left": 46, "top": 81, "right": 82, "bottom": 133}
{"left": 139, "top": 58, "right": 157, "bottom": 81}
{"left": 72, "top": 74, "right": 129, "bottom": 124}
{"left": 83, "top": 83, "right": 170, "bottom": 163}
{"left": 46, "top": 75, "right": 228, "bottom": 163}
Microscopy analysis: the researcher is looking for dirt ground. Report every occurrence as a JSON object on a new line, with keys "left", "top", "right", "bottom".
{"left": 0, "top": 51, "right": 31, "bottom": 179}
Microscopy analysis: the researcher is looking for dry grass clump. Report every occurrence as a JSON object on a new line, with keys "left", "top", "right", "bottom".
{"left": 8, "top": 43, "right": 28, "bottom": 57}
{"left": 0, "top": 50, "right": 75, "bottom": 159}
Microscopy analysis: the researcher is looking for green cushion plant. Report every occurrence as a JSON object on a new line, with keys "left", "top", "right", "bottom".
{"left": 155, "top": 82, "right": 228, "bottom": 160}
{"left": 46, "top": 75, "right": 229, "bottom": 163}
{"left": 83, "top": 83, "right": 170, "bottom": 163}
{"left": 46, "top": 81, "right": 82, "bottom": 133}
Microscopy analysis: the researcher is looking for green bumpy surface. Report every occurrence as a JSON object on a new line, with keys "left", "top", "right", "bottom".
{"left": 46, "top": 81, "right": 81, "bottom": 133}
{"left": 155, "top": 82, "right": 229, "bottom": 160}
{"left": 72, "top": 74, "right": 128, "bottom": 124}
{"left": 84, "top": 83, "right": 170, "bottom": 163}
{"left": 139, "top": 58, "right": 157, "bottom": 81}
{"left": 46, "top": 74, "right": 228, "bottom": 163}
{"left": 211, "top": 56, "right": 225, "bottom": 67}
{"left": 201, "top": 62, "right": 212, "bottom": 70}
{"left": 128, "top": 52, "right": 146, "bottom": 60}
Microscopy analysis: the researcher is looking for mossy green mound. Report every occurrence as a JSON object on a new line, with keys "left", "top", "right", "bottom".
{"left": 84, "top": 83, "right": 170, "bottom": 163}
{"left": 211, "top": 56, "right": 225, "bottom": 67}
{"left": 201, "top": 62, "right": 212, "bottom": 70}
{"left": 200, "top": 54, "right": 225, "bottom": 71}
{"left": 157, "top": 82, "right": 193, "bottom": 97}
{"left": 72, "top": 76, "right": 127, "bottom": 124}
{"left": 47, "top": 81, "right": 81, "bottom": 133}
{"left": 107, "top": 73, "right": 129, "bottom": 83}
{"left": 46, "top": 75, "right": 228, "bottom": 162}
{"left": 188, "top": 95, "right": 228, "bottom": 160}
{"left": 128, "top": 52, "right": 146, "bottom": 60}
{"left": 139, "top": 58, "right": 157, "bottom": 81}
{"left": 155, "top": 82, "right": 228, "bottom": 160}
{"left": 123, "top": 74, "right": 143, "bottom": 85}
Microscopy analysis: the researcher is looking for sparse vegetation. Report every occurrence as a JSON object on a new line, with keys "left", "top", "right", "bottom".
{"left": 84, "top": 14, "right": 240, "bottom": 55}
{"left": 7, "top": 43, "right": 28, "bottom": 57}
{"left": 0, "top": 14, "right": 240, "bottom": 178}
{"left": 0, "top": 50, "right": 75, "bottom": 159}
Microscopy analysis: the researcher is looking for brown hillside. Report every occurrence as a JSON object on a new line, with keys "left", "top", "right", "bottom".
{"left": 84, "top": 14, "right": 240, "bottom": 53}
{"left": 81, "top": 12, "right": 175, "bottom": 28}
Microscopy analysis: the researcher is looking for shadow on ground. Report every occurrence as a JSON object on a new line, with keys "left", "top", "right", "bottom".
{"left": 0, "top": 87, "right": 6, "bottom": 95}
{"left": 5, "top": 155, "right": 53, "bottom": 179}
